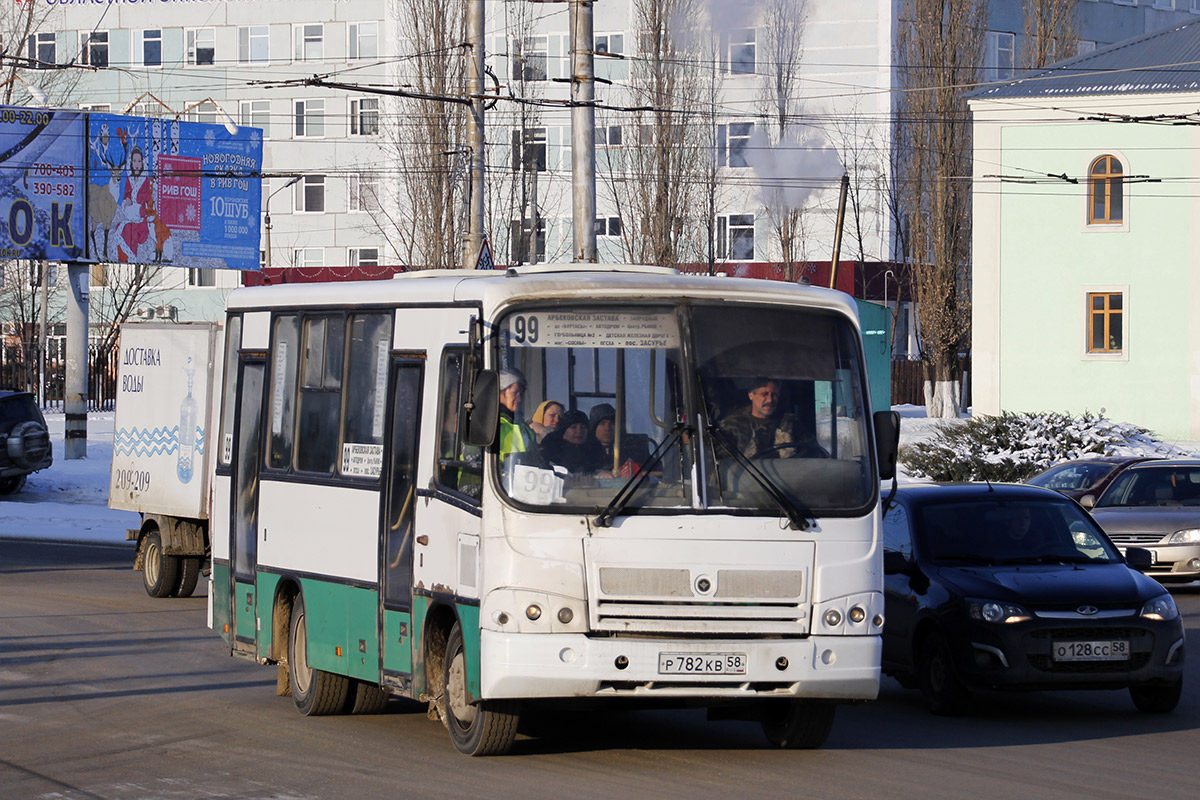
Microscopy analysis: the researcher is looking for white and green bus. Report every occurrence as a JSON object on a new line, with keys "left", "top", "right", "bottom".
{"left": 208, "top": 264, "right": 899, "bottom": 755}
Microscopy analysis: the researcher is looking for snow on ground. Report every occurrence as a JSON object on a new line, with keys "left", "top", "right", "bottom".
{"left": 2, "top": 406, "right": 1196, "bottom": 546}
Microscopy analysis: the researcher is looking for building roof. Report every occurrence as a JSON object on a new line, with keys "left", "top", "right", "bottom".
{"left": 968, "top": 20, "right": 1200, "bottom": 101}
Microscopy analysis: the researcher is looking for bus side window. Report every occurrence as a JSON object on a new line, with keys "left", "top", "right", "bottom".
{"left": 436, "top": 350, "right": 481, "bottom": 499}
{"left": 267, "top": 314, "right": 300, "bottom": 470}
{"left": 295, "top": 315, "right": 345, "bottom": 474}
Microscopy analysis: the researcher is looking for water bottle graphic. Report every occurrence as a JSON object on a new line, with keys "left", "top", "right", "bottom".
{"left": 177, "top": 357, "right": 197, "bottom": 484}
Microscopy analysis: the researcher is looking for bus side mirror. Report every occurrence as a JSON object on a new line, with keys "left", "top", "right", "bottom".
{"left": 463, "top": 369, "right": 499, "bottom": 447}
{"left": 874, "top": 410, "right": 900, "bottom": 481}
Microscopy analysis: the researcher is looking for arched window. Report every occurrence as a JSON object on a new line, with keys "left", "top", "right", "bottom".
{"left": 1089, "top": 155, "right": 1123, "bottom": 224}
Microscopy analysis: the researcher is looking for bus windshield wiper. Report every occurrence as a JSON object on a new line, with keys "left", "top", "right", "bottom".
{"left": 593, "top": 422, "right": 692, "bottom": 528}
{"left": 707, "top": 425, "right": 811, "bottom": 531}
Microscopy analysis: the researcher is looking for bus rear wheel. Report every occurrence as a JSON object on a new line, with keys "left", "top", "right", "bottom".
{"left": 443, "top": 622, "right": 518, "bottom": 756}
{"left": 288, "top": 595, "right": 349, "bottom": 715}
{"left": 760, "top": 700, "right": 836, "bottom": 749}
{"left": 141, "top": 531, "right": 179, "bottom": 598}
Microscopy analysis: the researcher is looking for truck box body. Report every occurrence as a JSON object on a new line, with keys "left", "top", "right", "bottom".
{"left": 110, "top": 322, "right": 220, "bottom": 519}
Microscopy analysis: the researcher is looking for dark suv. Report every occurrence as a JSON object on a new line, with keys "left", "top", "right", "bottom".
{"left": 0, "top": 390, "right": 53, "bottom": 494}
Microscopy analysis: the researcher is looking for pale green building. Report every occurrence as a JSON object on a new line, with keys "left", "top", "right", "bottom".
{"left": 969, "top": 22, "right": 1200, "bottom": 442}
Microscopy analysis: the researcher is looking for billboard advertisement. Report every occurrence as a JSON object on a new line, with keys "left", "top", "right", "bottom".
{"left": 0, "top": 105, "right": 262, "bottom": 270}
{"left": 0, "top": 107, "right": 87, "bottom": 262}
{"left": 88, "top": 112, "right": 262, "bottom": 271}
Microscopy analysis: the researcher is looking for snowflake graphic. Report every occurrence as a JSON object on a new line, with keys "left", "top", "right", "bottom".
{"left": 204, "top": 130, "right": 216, "bottom": 148}
{"left": 250, "top": 130, "right": 261, "bottom": 147}
{"left": 185, "top": 204, "right": 197, "bottom": 223}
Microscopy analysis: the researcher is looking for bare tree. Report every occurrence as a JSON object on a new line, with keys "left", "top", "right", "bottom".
{"left": 89, "top": 265, "right": 163, "bottom": 370}
{"left": 894, "top": 0, "right": 986, "bottom": 418}
{"left": 372, "top": 0, "right": 468, "bottom": 269}
{"left": 612, "top": 0, "right": 707, "bottom": 268}
{"left": 1023, "top": 0, "right": 1079, "bottom": 70}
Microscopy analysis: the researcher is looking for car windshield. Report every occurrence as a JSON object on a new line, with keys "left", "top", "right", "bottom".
{"left": 494, "top": 301, "right": 874, "bottom": 517}
{"left": 1028, "top": 461, "right": 1117, "bottom": 492}
{"left": 916, "top": 498, "right": 1122, "bottom": 565}
{"left": 1097, "top": 466, "right": 1200, "bottom": 507}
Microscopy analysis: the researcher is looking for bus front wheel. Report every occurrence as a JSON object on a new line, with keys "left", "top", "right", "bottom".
{"left": 443, "top": 622, "right": 518, "bottom": 756}
{"left": 760, "top": 700, "right": 836, "bottom": 749}
{"left": 288, "top": 595, "right": 349, "bottom": 715}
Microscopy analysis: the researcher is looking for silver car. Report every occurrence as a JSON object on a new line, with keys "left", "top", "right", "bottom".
{"left": 1084, "top": 460, "right": 1200, "bottom": 583}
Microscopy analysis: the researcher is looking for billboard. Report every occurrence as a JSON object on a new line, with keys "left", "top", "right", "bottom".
{"left": 0, "top": 107, "right": 86, "bottom": 262}
{"left": 0, "top": 105, "right": 263, "bottom": 270}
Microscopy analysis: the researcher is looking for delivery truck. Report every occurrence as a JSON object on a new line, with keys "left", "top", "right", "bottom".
{"left": 110, "top": 321, "right": 221, "bottom": 597}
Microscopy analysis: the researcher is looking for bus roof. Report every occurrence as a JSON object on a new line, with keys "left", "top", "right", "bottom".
{"left": 225, "top": 263, "right": 859, "bottom": 321}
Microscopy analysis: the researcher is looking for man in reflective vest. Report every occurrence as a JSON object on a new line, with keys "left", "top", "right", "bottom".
{"left": 497, "top": 368, "right": 540, "bottom": 464}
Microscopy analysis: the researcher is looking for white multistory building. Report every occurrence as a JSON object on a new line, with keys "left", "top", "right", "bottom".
{"left": 19, "top": 0, "right": 1200, "bottom": 324}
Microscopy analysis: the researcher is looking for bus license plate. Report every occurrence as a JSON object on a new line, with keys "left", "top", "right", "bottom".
{"left": 658, "top": 652, "right": 747, "bottom": 675}
{"left": 1052, "top": 640, "right": 1130, "bottom": 662}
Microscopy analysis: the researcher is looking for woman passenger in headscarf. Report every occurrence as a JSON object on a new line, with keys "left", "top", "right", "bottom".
{"left": 528, "top": 400, "right": 565, "bottom": 443}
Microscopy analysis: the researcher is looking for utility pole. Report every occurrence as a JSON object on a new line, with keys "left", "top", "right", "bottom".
{"left": 63, "top": 263, "right": 89, "bottom": 459}
{"left": 462, "top": 0, "right": 486, "bottom": 268}
{"left": 570, "top": 0, "right": 597, "bottom": 262}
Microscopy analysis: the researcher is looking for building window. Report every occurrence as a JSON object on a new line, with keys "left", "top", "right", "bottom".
{"left": 134, "top": 30, "right": 162, "bottom": 67}
{"left": 595, "top": 125, "right": 622, "bottom": 147}
{"left": 187, "top": 28, "right": 215, "bottom": 66}
{"left": 294, "top": 24, "right": 324, "bottom": 62}
{"left": 187, "top": 101, "right": 219, "bottom": 125}
{"left": 79, "top": 103, "right": 111, "bottom": 112}
{"left": 188, "top": 268, "right": 216, "bottom": 287}
{"left": 718, "top": 214, "right": 755, "bottom": 260}
{"left": 1077, "top": 40, "right": 1097, "bottom": 55}
{"left": 511, "top": 127, "right": 547, "bottom": 172}
{"left": 240, "top": 100, "right": 271, "bottom": 137}
{"left": 1088, "top": 155, "right": 1123, "bottom": 225}
{"left": 349, "top": 247, "right": 380, "bottom": 267}
{"left": 27, "top": 33, "right": 57, "bottom": 69}
{"left": 1153, "top": 0, "right": 1175, "bottom": 8}
{"left": 350, "top": 98, "right": 379, "bottom": 136}
{"left": 131, "top": 101, "right": 169, "bottom": 119}
{"left": 350, "top": 22, "right": 378, "bottom": 60}
{"left": 1193, "top": 0, "right": 1200, "bottom": 12}
{"left": 723, "top": 29, "right": 756, "bottom": 75}
{"left": 239, "top": 26, "right": 270, "bottom": 64}
{"left": 718, "top": 122, "right": 753, "bottom": 168}
{"left": 294, "top": 176, "right": 326, "bottom": 213}
{"left": 511, "top": 36, "right": 548, "bottom": 82}
{"left": 1087, "top": 292, "right": 1123, "bottom": 354}
{"left": 510, "top": 217, "right": 546, "bottom": 264}
{"left": 595, "top": 217, "right": 622, "bottom": 237}
{"left": 293, "top": 247, "right": 325, "bottom": 269}
{"left": 596, "top": 34, "right": 624, "bottom": 55}
{"left": 295, "top": 99, "right": 325, "bottom": 138}
{"left": 348, "top": 173, "right": 380, "bottom": 212}
{"left": 79, "top": 32, "right": 108, "bottom": 68}
{"left": 984, "top": 31, "right": 1015, "bottom": 82}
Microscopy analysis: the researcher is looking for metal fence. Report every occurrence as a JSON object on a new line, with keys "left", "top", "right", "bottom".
{"left": 0, "top": 342, "right": 119, "bottom": 411}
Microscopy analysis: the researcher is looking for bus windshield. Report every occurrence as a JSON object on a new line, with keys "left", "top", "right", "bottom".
{"left": 496, "top": 301, "right": 874, "bottom": 517}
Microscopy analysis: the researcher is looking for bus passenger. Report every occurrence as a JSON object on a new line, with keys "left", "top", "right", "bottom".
{"left": 498, "top": 369, "right": 542, "bottom": 465}
{"left": 529, "top": 400, "right": 565, "bottom": 442}
{"left": 541, "top": 410, "right": 605, "bottom": 473}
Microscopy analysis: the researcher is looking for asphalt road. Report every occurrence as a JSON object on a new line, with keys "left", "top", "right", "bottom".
{"left": 2, "top": 539, "right": 1198, "bottom": 800}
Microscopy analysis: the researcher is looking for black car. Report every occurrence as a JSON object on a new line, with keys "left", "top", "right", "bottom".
{"left": 882, "top": 483, "right": 1184, "bottom": 715}
{"left": 0, "top": 389, "right": 53, "bottom": 494}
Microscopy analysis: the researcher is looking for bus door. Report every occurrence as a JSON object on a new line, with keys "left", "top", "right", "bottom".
{"left": 380, "top": 357, "right": 424, "bottom": 690}
{"left": 230, "top": 357, "right": 265, "bottom": 656}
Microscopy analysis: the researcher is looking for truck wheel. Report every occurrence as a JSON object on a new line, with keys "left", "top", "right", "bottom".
{"left": 444, "top": 622, "right": 518, "bottom": 756}
{"left": 0, "top": 475, "right": 27, "bottom": 495}
{"left": 175, "top": 557, "right": 201, "bottom": 598}
{"left": 760, "top": 700, "right": 836, "bottom": 749}
{"left": 1130, "top": 680, "right": 1182, "bottom": 713}
{"left": 141, "top": 531, "right": 179, "bottom": 598}
{"left": 287, "top": 595, "right": 349, "bottom": 715}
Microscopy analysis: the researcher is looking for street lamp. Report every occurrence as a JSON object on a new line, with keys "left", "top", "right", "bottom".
{"left": 264, "top": 176, "right": 303, "bottom": 269}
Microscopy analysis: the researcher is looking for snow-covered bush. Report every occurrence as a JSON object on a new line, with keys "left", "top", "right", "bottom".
{"left": 900, "top": 411, "right": 1191, "bottom": 482}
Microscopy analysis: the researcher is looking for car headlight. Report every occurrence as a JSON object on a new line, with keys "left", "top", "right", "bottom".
{"left": 1140, "top": 594, "right": 1180, "bottom": 622}
{"left": 1168, "top": 528, "right": 1200, "bottom": 545}
{"left": 969, "top": 601, "right": 1031, "bottom": 624}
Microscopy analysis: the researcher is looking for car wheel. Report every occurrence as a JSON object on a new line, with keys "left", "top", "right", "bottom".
{"left": 174, "top": 557, "right": 202, "bottom": 598}
{"left": 443, "top": 622, "right": 518, "bottom": 756}
{"left": 141, "top": 531, "right": 179, "bottom": 598}
{"left": 0, "top": 475, "right": 27, "bottom": 495}
{"left": 287, "top": 595, "right": 349, "bottom": 715}
{"left": 919, "top": 632, "right": 971, "bottom": 716}
{"left": 1130, "top": 680, "right": 1182, "bottom": 714}
{"left": 760, "top": 700, "right": 837, "bottom": 749}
